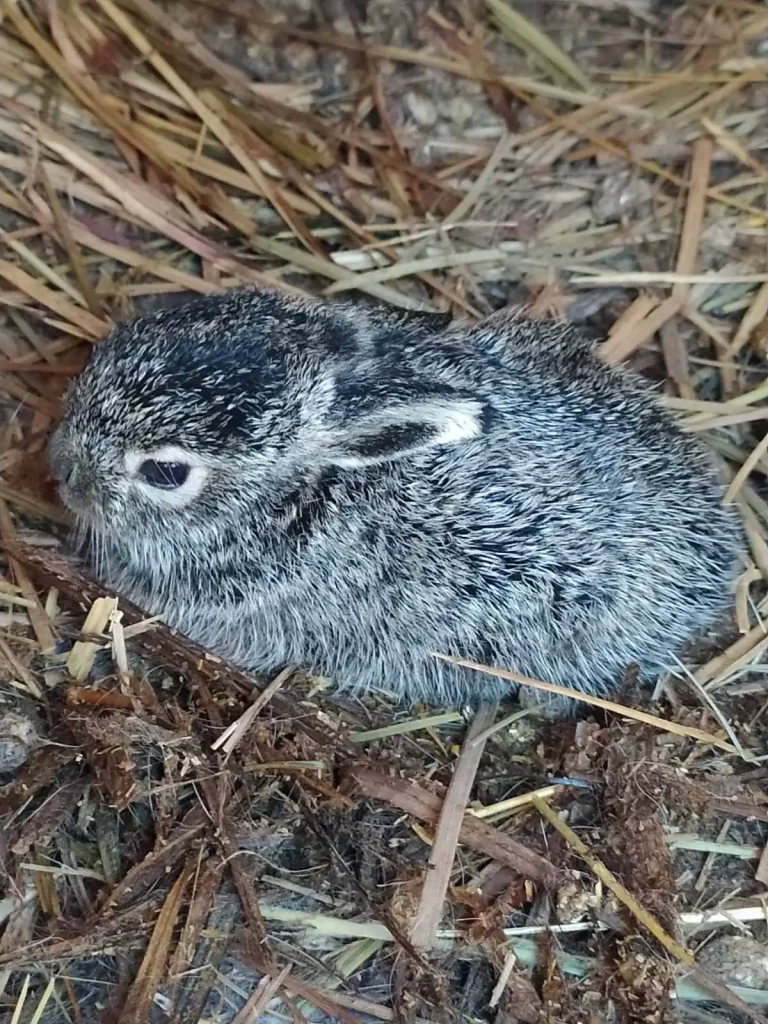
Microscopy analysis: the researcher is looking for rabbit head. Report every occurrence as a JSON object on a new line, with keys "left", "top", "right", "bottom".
{"left": 50, "top": 290, "right": 484, "bottom": 571}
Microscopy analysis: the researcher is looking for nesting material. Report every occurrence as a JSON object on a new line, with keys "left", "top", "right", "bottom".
{"left": 66, "top": 596, "right": 117, "bottom": 682}
{"left": 1, "top": 1, "right": 768, "bottom": 1022}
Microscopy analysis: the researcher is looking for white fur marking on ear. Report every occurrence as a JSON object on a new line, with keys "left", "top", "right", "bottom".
{"left": 322, "top": 398, "right": 485, "bottom": 469}
{"left": 375, "top": 399, "right": 484, "bottom": 446}
{"left": 422, "top": 400, "right": 484, "bottom": 445}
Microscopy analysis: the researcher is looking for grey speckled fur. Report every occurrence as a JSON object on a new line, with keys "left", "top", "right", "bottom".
{"left": 49, "top": 289, "right": 743, "bottom": 708}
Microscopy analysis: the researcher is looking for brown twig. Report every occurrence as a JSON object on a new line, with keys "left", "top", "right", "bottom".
{"left": 347, "top": 765, "right": 555, "bottom": 884}
{"left": 117, "top": 860, "right": 194, "bottom": 1024}
{"left": 409, "top": 702, "right": 497, "bottom": 950}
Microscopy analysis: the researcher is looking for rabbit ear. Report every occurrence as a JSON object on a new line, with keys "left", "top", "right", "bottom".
{"left": 322, "top": 394, "right": 486, "bottom": 468}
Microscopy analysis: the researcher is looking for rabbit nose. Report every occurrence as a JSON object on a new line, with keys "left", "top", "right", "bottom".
{"left": 48, "top": 433, "right": 96, "bottom": 514}
{"left": 49, "top": 443, "right": 75, "bottom": 485}
{"left": 49, "top": 426, "right": 83, "bottom": 486}
{"left": 55, "top": 464, "right": 99, "bottom": 517}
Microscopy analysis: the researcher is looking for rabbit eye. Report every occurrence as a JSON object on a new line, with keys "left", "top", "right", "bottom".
{"left": 137, "top": 460, "right": 190, "bottom": 490}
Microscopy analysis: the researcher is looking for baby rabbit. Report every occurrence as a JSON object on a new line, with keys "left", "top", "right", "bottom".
{"left": 49, "top": 289, "right": 743, "bottom": 708}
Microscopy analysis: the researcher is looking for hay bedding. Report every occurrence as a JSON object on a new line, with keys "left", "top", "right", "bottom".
{"left": 0, "top": 0, "right": 768, "bottom": 1021}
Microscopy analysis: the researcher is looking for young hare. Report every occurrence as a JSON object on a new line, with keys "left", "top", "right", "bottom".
{"left": 49, "top": 290, "right": 742, "bottom": 709}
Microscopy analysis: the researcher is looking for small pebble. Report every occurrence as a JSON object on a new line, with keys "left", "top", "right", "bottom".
{"left": 446, "top": 96, "right": 475, "bottom": 126}
{"left": 0, "top": 710, "right": 43, "bottom": 773}
{"left": 283, "top": 43, "right": 317, "bottom": 71}
{"left": 405, "top": 91, "right": 438, "bottom": 127}
{"left": 0, "top": 734, "right": 31, "bottom": 772}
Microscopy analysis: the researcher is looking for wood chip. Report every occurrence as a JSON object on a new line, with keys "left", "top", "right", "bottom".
{"left": 348, "top": 765, "right": 555, "bottom": 884}
{"left": 410, "top": 702, "right": 498, "bottom": 950}
{"left": 66, "top": 596, "right": 117, "bottom": 682}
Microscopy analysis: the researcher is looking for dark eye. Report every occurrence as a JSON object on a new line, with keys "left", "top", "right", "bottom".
{"left": 137, "top": 460, "right": 190, "bottom": 490}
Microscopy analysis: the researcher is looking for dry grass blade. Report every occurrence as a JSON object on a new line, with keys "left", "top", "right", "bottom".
{"left": 324, "top": 249, "right": 508, "bottom": 295}
{"left": 0, "top": 99, "right": 280, "bottom": 291}
{"left": 442, "top": 132, "right": 515, "bottom": 227}
{"left": 211, "top": 666, "right": 293, "bottom": 756}
{"left": 121, "top": 125, "right": 318, "bottom": 213}
{"left": 486, "top": 0, "right": 592, "bottom": 90}
{"left": 92, "top": 0, "right": 320, "bottom": 255}
{"left": 0, "top": 634, "right": 44, "bottom": 698}
{"left": 469, "top": 785, "right": 560, "bottom": 820}
{"left": 39, "top": 168, "right": 105, "bottom": 319}
{"left": 684, "top": 381, "right": 768, "bottom": 427}
{"left": 725, "top": 432, "right": 768, "bottom": 504}
{"left": 602, "top": 295, "right": 658, "bottom": 348}
{"left": 726, "top": 281, "right": 768, "bottom": 358}
{"left": 0, "top": 0, "right": 215, "bottom": 208}
{"left": 695, "top": 620, "right": 768, "bottom": 687}
{"left": 600, "top": 297, "right": 683, "bottom": 365}
{"left": 117, "top": 861, "right": 193, "bottom": 1024}
{"left": 666, "top": 836, "right": 759, "bottom": 858}
{"left": 756, "top": 843, "right": 768, "bottom": 886}
{"left": 9, "top": 975, "right": 31, "bottom": 1024}
{"left": 0, "top": 499, "right": 56, "bottom": 654}
{"left": 232, "top": 965, "right": 291, "bottom": 1024}
{"left": 410, "top": 701, "right": 498, "bottom": 950}
{"left": 0, "top": 260, "right": 109, "bottom": 340}
{"left": 664, "top": 136, "right": 713, "bottom": 397}
{"left": 682, "top": 408, "right": 768, "bottom": 432}
{"left": 575, "top": 272, "right": 768, "bottom": 286}
{"left": 0, "top": 484, "right": 72, "bottom": 525}
{"left": 27, "top": 977, "right": 56, "bottom": 1024}
{"left": 702, "top": 116, "right": 768, "bottom": 180}
{"left": 66, "top": 597, "right": 117, "bottom": 682}
{"left": 0, "top": 373, "right": 60, "bottom": 418}
{"left": 489, "top": 950, "right": 518, "bottom": 1008}
{"left": 435, "top": 655, "right": 744, "bottom": 756}
{"left": 167, "top": 853, "right": 224, "bottom": 1000}
{"left": 350, "top": 711, "right": 464, "bottom": 743}
{"left": 249, "top": 234, "right": 423, "bottom": 308}
{"left": 1, "top": 230, "right": 87, "bottom": 306}
{"left": 532, "top": 795, "right": 694, "bottom": 964}
{"left": 201, "top": 91, "right": 326, "bottom": 257}
{"left": 259, "top": 905, "right": 392, "bottom": 940}
{"left": 64, "top": 221, "right": 224, "bottom": 297}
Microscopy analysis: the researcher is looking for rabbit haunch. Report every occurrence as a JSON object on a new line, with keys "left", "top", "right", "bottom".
{"left": 49, "top": 290, "right": 743, "bottom": 708}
